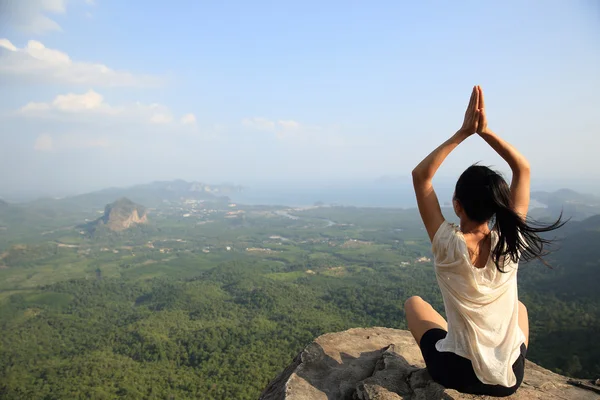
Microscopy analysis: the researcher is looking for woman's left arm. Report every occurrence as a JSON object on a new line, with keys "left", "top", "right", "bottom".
{"left": 412, "top": 86, "right": 480, "bottom": 241}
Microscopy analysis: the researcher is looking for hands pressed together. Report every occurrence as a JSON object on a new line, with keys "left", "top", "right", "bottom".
{"left": 460, "top": 85, "right": 491, "bottom": 136}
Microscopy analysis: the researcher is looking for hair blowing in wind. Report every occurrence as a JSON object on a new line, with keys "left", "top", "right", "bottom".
{"left": 454, "top": 164, "right": 566, "bottom": 272}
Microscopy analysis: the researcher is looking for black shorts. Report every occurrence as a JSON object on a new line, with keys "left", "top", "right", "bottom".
{"left": 419, "top": 328, "right": 527, "bottom": 397}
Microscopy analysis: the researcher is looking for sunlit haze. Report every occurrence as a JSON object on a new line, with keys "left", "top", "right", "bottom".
{"left": 1, "top": 0, "right": 599, "bottom": 198}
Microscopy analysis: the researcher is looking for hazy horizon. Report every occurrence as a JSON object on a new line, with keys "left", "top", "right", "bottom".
{"left": 2, "top": 175, "right": 598, "bottom": 208}
{"left": 1, "top": 1, "right": 599, "bottom": 197}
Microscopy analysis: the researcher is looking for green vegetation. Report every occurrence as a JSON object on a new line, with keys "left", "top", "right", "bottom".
{"left": 0, "top": 192, "right": 599, "bottom": 399}
{"left": 531, "top": 189, "right": 600, "bottom": 221}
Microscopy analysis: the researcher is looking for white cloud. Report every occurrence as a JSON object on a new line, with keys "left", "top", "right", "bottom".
{"left": 21, "top": 90, "right": 115, "bottom": 113}
{"left": 181, "top": 113, "right": 197, "bottom": 125}
{"left": 52, "top": 90, "right": 104, "bottom": 111}
{"left": 240, "top": 116, "right": 352, "bottom": 147}
{"left": 19, "top": 90, "right": 176, "bottom": 122}
{"left": 241, "top": 117, "right": 304, "bottom": 138}
{"left": 150, "top": 113, "right": 173, "bottom": 124}
{"left": 33, "top": 133, "right": 113, "bottom": 152}
{"left": 17, "top": 90, "right": 201, "bottom": 133}
{"left": 0, "top": 39, "right": 164, "bottom": 87}
{"left": 1, "top": 0, "right": 67, "bottom": 34}
{"left": 34, "top": 133, "right": 54, "bottom": 151}
{"left": 277, "top": 120, "right": 300, "bottom": 131}
{"left": 242, "top": 117, "right": 276, "bottom": 132}
{"left": 0, "top": 39, "right": 17, "bottom": 51}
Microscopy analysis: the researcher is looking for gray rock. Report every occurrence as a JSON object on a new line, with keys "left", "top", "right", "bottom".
{"left": 260, "top": 327, "right": 599, "bottom": 400}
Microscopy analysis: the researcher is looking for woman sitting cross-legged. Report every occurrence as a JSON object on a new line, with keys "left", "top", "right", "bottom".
{"left": 406, "top": 85, "right": 565, "bottom": 397}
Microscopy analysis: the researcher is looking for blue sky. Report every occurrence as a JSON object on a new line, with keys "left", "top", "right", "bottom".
{"left": 0, "top": 0, "right": 599, "bottom": 196}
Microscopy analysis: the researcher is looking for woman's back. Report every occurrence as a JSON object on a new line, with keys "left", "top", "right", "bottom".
{"left": 462, "top": 230, "right": 492, "bottom": 269}
{"left": 432, "top": 221, "right": 526, "bottom": 387}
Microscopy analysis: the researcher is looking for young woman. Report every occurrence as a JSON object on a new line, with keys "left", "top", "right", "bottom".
{"left": 406, "top": 86, "right": 564, "bottom": 396}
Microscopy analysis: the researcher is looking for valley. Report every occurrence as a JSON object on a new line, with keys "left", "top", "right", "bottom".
{"left": 0, "top": 181, "right": 598, "bottom": 399}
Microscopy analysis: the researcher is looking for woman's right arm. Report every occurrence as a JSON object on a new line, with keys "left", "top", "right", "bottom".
{"left": 476, "top": 86, "right": 531, "bottom": 219}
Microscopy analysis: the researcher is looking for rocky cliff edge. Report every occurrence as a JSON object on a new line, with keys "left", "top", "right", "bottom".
{"left": 260, "top": 327, "right": 599, "bottom": 400}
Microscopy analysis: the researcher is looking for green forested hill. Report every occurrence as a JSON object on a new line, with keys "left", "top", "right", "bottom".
{"left": 0, "top": 262, "right": 430, "bottom": 399}
{"left": 530, "top": 189, "right": 600, "bottom": 221}
{"left": 29, "top": 180, "right": 237, "bottom": 211}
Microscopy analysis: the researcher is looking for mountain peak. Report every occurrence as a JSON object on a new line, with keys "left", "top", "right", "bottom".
{"left": 84, "top": 197, "right": 148, "bottom": 233}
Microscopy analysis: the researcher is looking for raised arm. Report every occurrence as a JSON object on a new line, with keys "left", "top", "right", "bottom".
{"left": 476, "top": 86, "right": 531, "bottom": 219}
{"left": 412, "top": 86, "right": 479, "bottom": 241}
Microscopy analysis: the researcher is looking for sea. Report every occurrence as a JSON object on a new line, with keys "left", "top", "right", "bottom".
{"left": 230, "top": 181, "right": 457, "bottom": 209}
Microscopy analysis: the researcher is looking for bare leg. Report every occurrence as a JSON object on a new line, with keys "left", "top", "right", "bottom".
{"left": 518, "top": 301, "right": 529, "bottom": 348}
{"left": 404, "top": 296, "right": 448, "bottom": 346}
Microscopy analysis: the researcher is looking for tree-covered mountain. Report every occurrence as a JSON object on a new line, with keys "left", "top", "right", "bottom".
{"left": 520, "top": 214, "right": 600, "bottom": 299}
{"left": 0, "top": 180, "right": 237, "bottom": 246}
{"left": 0, "top": 199, "right": 93, "bottom": 246}
{"left": 29, "top": 180, "right": 240, "bottom": 211}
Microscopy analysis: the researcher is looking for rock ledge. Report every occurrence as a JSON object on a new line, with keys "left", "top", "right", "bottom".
{"left": 260, "top": 327, "right": 598, "bottom": 400}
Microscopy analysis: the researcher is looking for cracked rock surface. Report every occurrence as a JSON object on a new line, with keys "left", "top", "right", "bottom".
{"left": 260, "top": 327, "right": 599, "bottom": 400}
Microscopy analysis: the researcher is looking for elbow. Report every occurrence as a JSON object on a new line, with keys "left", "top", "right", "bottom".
{"left": 510, "top": 158, "right": 530, "bottom": 177}
{"left": 412, "top": 168, "right": 422, "bottom": 182}
{"left": 517, "top": 160, "right": 531, "bottom": 176}
{"left": 412, "top": 168, "right": 427, "bottom": 184}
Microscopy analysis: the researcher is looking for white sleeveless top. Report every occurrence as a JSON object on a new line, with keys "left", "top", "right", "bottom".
{"left": 432, "top": 221, "right": 526, "bottom": 387}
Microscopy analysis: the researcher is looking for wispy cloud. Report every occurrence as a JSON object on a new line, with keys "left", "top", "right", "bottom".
{"left": 149, "top": 113, "right": 173, "bottom": 124}
{"left": 242, "top": 117, "right": 277, "bottom": 132}
{"left": 0, "top": 0, "right": 65, "bottom": 34}
{"left": 241, "top": 117, "right": 345, "bottom": 144}
{"left": 241, "top": 117, "right": 304, "bottom": 139}
{"left": 0, "top": 39, "right": 165, "bottom": 87}
{"left": 33, "top": 133, "right": 54, "bottom": 151}
{"left": 18, "top": 90, "right": 188, "bottom": 126}
{"left": 0, "top": 0, "right": 72, "bottom": 34}
{"left": 1, "top": 0, "right": 97, "bottom": 33}
{"left": 21, "top": 90, "right": 110, "bottom": 113}
{"left": 180, "top": 113, "right": 197, "bottom": 125}
{"left": 12, "top": 90, "right": 201, "bottom": 155}
{"left": 33, "top": 133, "right": 113, "bottom": 152}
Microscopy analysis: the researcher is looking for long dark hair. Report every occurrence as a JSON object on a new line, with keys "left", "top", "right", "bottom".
{"left": 454, "top": 164, "right": 566, "bottom": 272}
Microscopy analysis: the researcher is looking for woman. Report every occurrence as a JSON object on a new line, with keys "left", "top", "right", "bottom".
{"left": 406, "top": 86, "right": 564, "bottom": 396}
